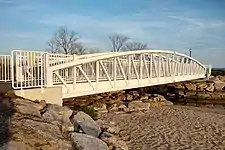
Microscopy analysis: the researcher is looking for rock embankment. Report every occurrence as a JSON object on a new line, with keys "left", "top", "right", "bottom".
{"left": 64, "top": 90, "right": 173, "bottom": 117}
{"left": 164, "top": 75, "right": 225, "bottom": 108}
{"left": 0, "top": 92, "right": 128, "bottom": 150}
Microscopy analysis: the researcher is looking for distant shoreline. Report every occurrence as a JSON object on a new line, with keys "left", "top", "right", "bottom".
{"left": 211, "top": 68, "right": 225, "bottom": 76}
{"left": 212, "top": 68, "right": 225, "bottom": 70}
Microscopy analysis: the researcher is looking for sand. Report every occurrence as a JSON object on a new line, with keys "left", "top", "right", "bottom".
{"left": 102, "top": 106, "right": 225, "bottom": 150}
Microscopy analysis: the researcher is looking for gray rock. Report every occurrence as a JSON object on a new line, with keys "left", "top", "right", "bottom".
{"left": 197, "top": 83, "right": 208, "bottom": 91}
{"left": 128, "top": 101, "right": 150, "bottom": 111}
{"left": 0, "top": 97, "right": 73, "bottom": 150}
{"left": 139, "top": 94, "right": 150, "bottom": 101}
{"left": 126, "top": 94, "right": 133, "bottom": 101}
{"left": 99, "top": 132, "right": 114, "bottom": 139}
{"left": 42, "top": 104, "right": 73, "bottom": 132}
{"left": 14, "top": 104, "right": 42, "bottom": 118}
{"left": 2, "top": 119, "right": 73, "bottom": 150}
{"left": 185, "top": 83, "right": 196, "bottom": 91}
{"left": 153, "top": 94, "right": 166, "bottom": 101}
{"left": 14, "top": 98, "right": 44, "bottom": 111}
{"left": 13, "top": 98, "right": 43, "bottom": 118}
{"left": 72, "top": 111, "right": 101, "bottom": 137}
{"left": 174, "top": 89, "right": 185, "bottom": 96}
{"left": 70, "top": 133, "right": 108, "bottom": 150}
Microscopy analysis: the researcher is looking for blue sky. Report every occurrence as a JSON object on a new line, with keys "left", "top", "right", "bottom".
{"left": 0, "top": 0, "right": 225, "bottom": 67}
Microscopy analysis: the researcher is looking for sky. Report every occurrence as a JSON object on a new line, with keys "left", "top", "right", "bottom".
{"left": 0, "top": 0, "right": 225, "bottom": 67}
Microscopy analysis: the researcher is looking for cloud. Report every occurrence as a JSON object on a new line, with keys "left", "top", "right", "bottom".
{"left": 0, "top": 32, "right": 35, "bottom": 38}
{"left": 168, "top": 15, "right": 225, "bottom": 29}
{"left": 0, "top": 0, "right": 15, "bottom": 4}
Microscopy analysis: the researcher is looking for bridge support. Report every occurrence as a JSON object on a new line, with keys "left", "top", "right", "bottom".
{"left": 14, "top": 86, "right": 63, "bottom": 106}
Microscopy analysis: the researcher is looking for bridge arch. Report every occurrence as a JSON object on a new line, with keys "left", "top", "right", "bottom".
{"left": 9, "top": 49, "right": 210, "bottom": 98}
{"left": 10, "top": 49, "right": 208, "bottom": 98}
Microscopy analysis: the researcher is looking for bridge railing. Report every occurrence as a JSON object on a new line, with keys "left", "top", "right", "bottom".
{"left": 11, "top": 50, "right": 47, "bottom": 89}
{"left": 0, "top": 55, "right": 11, "bottom": 82}
{"left": 7, "top": 50, "right": 209, "bottom": 91}
{"left": 49, "top": 52, "right": 208, "bottom": 93}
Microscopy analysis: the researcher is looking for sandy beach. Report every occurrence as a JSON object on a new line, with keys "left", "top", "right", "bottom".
{"left": 102, "top": 106, "right": 225, "bottom": 150}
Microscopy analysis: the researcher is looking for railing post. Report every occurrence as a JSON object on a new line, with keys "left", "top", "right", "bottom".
{"left": 113, "top": 57, "right": 117, "bottom": 87}
{"left": 128, "top": 55, "right": 131, "bottom": 84}
{"left": 96, "top": 61, "right": 99, "bottom": 89}
{"left": 140, "top": 54, "right": 143, "bottom": 81}
{"left": 172, "top": 54, "right": 175, "bottom": 81}
{"left": 150, "top": 54, "right": 152, "bottom": 79}
{"left": 46, "top": 52, "right": 53, "bottom": 86}
{"left": 73, "top": 54, "right": 76, "bottom": 90}
{"left": 206, "top": 64, "right": 211, "bottom": 79}
{"left": 157, "top": 55, "right": 161, "bottom": 82}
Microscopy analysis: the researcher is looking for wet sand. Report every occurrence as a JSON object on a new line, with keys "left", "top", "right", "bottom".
{"left": 102, "top": 105, "right": 225, "bottom": 150}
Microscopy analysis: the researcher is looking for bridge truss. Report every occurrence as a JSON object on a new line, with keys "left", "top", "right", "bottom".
{"left": 0, "top": 50, "right": 211, "bottom": 98}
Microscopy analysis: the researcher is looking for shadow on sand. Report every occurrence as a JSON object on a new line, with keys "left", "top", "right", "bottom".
{"left": 0, "top": 92, "right": 16, "bottom": 147}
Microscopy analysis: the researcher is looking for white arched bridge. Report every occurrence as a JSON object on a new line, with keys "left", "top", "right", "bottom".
{"left": 0, "top": 50, "right": 211, "bottom": 105}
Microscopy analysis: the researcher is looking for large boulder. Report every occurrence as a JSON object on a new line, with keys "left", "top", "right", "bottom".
{"left": 0, "top": 96, "right": 73, "bottom": 150}
{"left": 42, "top": 104, "right": 74, "bottom": 132}
{"left": 14, "top": 98, "right": 44, "bottom": 111}
{"left": 70, "top": 133, "right": 108, "bottom": 150}
{"left": 72, "top": 111, "right": 101, "bottom": 137}
{"left": 12, "top": 98, "right": 44, "bottom": 118}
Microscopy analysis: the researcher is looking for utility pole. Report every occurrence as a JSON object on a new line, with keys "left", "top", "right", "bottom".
{"left": 189, "top": 48, "right": 192, "bottom": 57}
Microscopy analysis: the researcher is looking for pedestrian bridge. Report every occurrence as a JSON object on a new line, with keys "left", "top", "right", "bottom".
{"left": 0, "top": 50, "right": 211, "bottom": 105}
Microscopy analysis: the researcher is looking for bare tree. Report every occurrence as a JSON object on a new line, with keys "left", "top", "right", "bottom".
{"left": 109, "top": 33, "right": 129, "bottom": 52}
{"left": 123, "top": 41, "right": 148, "bottom": 51}
{"left": 47, "top": 26, "right": 86, "bottom": 55}
{"left": 72, "top": 42, "right": 86, "bottom": 55}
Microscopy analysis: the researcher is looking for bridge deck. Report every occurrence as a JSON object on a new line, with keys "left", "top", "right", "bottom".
{"left": 0, "top": 49, "right": 211, "bottom": 105}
